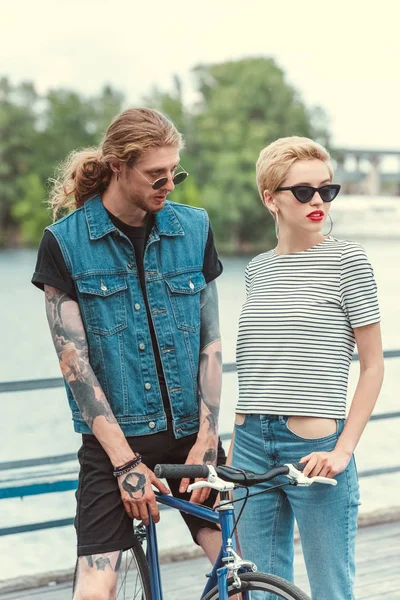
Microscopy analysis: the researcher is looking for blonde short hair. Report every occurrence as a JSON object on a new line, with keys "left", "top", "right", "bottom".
{"left": 256, "top": 136, "right": 333, "bottom": 200}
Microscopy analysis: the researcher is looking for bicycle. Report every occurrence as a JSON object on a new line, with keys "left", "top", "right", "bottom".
{"left": 113, "top": 461, "right": 337, "bottom": 599}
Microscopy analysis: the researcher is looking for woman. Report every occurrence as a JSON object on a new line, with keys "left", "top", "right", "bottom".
{"left": 230, "top": 137, "right": 384, "bottom": 599}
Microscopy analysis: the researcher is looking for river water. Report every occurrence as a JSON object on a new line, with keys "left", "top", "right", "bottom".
{"left": 0, "top": 195, "right": 399, "bottom": 580}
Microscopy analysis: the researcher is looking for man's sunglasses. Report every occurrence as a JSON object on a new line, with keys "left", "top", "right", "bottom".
{"left": 134, "top": 166, "right": 188, "bottom": 190}
{"left": 276, "top": 184, "right": 341, "bottom": 203}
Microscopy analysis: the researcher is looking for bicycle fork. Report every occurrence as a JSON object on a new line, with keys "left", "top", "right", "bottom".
{"left": 215, "top": 496, "right": 256, "bottom": 600}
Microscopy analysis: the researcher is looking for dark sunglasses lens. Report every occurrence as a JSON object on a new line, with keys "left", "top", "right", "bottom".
{"left": 320, "top": 185, "right": 340, "bottom": 202}
{"left": 173, "top": 171, "right": 188, "bottom": 186}
{"left": 152, "top": 177, "right": 168, "bottom": 190}
{"left": 293, "top": 186, "right": 314, "bottom": 203}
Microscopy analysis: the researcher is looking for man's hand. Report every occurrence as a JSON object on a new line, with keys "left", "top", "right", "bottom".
{"left": 300, "top": 449, "right": 352, "bottom": 479}
{"left": 179, "top": 434, "right": 218, "bottom": 504}
{"left": 118, "top": 463, "right": 170, "bottom": 525}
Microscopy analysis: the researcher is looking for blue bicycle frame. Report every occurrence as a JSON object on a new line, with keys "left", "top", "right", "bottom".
{"left": 145, "top": 492, "right": 243, "bottom": 600}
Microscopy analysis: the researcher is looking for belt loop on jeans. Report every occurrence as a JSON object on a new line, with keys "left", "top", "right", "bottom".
{"left": 261, "top": 414, "right": 282, "bottom": 422}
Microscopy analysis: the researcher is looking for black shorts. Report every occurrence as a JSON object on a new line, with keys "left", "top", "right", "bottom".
{"left": 74, "top": 428, "right": 226, "bottom": 556}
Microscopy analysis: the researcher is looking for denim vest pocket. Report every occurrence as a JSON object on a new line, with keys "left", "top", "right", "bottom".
{"left": 165, "top": 271, "right": 206, "bottom": 332}
{"left": 76, "top": 274, "right": 128, "bottom": 335}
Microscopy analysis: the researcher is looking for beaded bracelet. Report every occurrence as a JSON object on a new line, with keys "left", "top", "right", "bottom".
{"left": 113, "top": 454, "right": 142, "bottom": 478}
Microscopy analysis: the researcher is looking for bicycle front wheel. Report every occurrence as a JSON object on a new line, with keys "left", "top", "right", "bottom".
{"left": 115, "top": 535, "right": 152, "bottom": 599}
{"left": 203, "top": 571, "right": 310, "bottom": 600}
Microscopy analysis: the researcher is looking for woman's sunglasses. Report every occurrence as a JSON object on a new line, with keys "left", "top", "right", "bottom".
{"left": 276, "top": 184, "right": 341, "bottom": 203}
{"left": 134, "top": 166, "right": 188, "bottom": 190}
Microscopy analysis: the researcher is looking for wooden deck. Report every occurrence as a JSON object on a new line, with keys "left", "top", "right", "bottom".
{"left": 1, "top": 522, "right": 399, "bottom": 599}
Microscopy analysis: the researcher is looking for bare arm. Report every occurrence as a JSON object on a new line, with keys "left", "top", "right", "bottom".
{"left": 302, "top": 322, "right": 384, "bottom": 477}
{"left": 335, "top": 322, "right": 384, "bottom": 455}
{"left": 44, "top": 285, "right": 169, "bottom": 522}
{"left": 180, "top": 280, "right": 222, "bottom": 501}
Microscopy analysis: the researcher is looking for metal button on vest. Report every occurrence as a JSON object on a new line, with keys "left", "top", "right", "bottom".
{"left": 134, "top": 303, "right": 141, "bottom": 311}
{"left": 127, "top": 263, "right": 134, "bottom": 270}
{"left": 149, "top": 421, "right": 156, "bottom": 429}
{"left": 139, "top": 343, "right": 145, "bottom": 351}
{"left": 144, "top": 382, "right": 151, "bottom": 390}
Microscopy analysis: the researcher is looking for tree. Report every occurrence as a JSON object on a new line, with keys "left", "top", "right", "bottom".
{"left": 190, "top": 57, "right": 327, "bottom": 248}
{"left": 144, "top": 58, "right": 330, "bottom": 251}
{"left": 1, "top": 60, "right": 330, "bottom": 250}
{"left": 0, "top": 78, "right": 39, "bottom": 244}
{"left": 4, "top": 83, "right": 124, "bottom": 246}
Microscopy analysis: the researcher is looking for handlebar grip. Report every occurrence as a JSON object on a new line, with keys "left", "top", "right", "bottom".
{"left": 292, "top": 462, "right": 307, "bottom": 472}
{"left": 154, "top": 464, "right": 210, "bottom": 479}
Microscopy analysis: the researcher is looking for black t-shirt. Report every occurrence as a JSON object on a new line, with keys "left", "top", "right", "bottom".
{"left": 32, "top": 211, "right": 223, "bottom": 419}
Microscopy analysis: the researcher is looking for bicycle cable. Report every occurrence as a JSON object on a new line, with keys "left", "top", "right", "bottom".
{"left": 214, "top": 478, "right": 295, "bottom": 540}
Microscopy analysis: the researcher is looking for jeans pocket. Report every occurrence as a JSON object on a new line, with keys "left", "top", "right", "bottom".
{"left": 348, "top": 455, "right": 361, "bottom": 506}
{"left": 284, "top": 416, "right": 339, "bottom": 442}
{"left": 234, "top": 413, "right": 247, "bottom": 428}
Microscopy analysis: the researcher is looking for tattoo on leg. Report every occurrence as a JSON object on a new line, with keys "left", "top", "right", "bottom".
{"left": 84, "top": 552, "right": 123, "bottom": 572}
{"left": 95, "top": 556, "right": 112, "bottom": 571}
{"left": 115, "top": 550, "right": 123, "bottom": 572}
{"left": 85, "top": 555, "right": 94, "bottom": 568}
{"left": 122, "top": 472, "right": 147, "bottom": 498}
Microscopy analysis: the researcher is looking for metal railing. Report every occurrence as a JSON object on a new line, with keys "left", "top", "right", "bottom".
{"left": 1, "top": 351, "right": 399, "bottom": 537}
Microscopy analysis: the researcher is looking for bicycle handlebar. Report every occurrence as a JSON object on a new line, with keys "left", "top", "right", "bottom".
{"left": 154, "top": 464, "right": 210, "bottom": 479}
{"left": 154, "top": 462, "right": 306, "bottom": 485}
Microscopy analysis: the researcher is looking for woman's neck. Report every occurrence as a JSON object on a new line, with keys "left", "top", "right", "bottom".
{"left": 274, "top": 229, "right": 325, "bottom": 255}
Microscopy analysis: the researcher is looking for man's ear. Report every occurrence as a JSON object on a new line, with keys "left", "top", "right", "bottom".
{"left": 109, "top": 161, "right": 122, "bottom": 176}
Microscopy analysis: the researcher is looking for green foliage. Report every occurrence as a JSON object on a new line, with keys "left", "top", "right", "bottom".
{"left": 11, "top": 174, "right": 51, "bottom": 244}
{"left": 146, "top": 57, "right": 330, "bottom": 250}
{"left": 0, "top": 58, "right": 330, "bottom": 251}
{"left": 0, "top": 78, "right": 124, "bottom": 246}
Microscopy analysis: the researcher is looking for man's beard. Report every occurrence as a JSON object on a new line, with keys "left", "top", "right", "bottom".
{"left": 132, "top": 193, "right": 166, "bottom": 214}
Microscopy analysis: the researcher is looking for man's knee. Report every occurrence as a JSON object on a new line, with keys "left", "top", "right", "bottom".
{"left": 73, "top": 553, "right": 120, "bottom": 600}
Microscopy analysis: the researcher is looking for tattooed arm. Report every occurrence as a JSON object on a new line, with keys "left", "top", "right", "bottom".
{"left": 45, "top": 285, "right": 133, "bottom": 465}
{"left": 44, "top": 285, "right": 169, "bottom": 523}
{"left": 179, "top": 280, "right": 222, "bottom": 503}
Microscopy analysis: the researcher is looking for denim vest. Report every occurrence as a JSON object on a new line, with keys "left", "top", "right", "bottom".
{"left": 48, "top": 195, "right": 209, "bottom": 438}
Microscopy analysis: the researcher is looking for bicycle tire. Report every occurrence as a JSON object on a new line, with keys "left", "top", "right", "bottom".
{"left": 202, "top": 571, "right": 310, "bottom": 600}
{"left": 115, "top": 535, "right": 151, "bottom": 600}
{"left": 72, "top": 536, "right": 151, "bottom": 600}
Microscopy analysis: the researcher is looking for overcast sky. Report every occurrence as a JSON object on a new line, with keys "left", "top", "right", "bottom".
{"left": 1, "top": 0, "right": 399, "bottom": 151}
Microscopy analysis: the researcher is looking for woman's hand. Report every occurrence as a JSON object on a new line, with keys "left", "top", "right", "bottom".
{"left": 299, "top": 448, "right": 352, "bottom": 478}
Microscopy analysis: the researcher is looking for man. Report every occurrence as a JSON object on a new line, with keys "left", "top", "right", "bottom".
{"left": 32, "top": 108, "right": 224, "bottom": 599}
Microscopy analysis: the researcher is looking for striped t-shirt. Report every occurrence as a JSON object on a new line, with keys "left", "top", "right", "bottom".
{"left": 236, "top": 237, "right": 380, "bottom": 418}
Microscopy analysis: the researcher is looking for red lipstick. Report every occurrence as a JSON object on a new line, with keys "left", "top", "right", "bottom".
{"left": 307, "top": 210, "right": 324, "bottom": 222}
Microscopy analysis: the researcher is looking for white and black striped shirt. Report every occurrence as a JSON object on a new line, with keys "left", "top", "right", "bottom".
{"left": 236, "top": 237, "right": 380, "bottom": 418}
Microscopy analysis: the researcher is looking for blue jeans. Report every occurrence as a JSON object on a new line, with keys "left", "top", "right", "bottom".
{"left": 232, "top": 415, "right": 360, "bottom": 600}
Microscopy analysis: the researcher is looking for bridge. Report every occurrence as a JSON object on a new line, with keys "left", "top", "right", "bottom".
{"left": 333, "top": 147, "right": 400, "bottom": 196}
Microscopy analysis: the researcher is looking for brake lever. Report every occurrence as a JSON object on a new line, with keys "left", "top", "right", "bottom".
{"left": 285, "top": 464, "right": 337, "bottom": 487}
{"left": 187, "top": 465, "right": 235, "bottom": 493}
